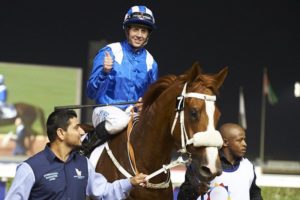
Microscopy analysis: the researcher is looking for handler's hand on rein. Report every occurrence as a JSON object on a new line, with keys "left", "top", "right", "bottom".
{"left": 130, "top": 173, "right": 147, "bottom": 187}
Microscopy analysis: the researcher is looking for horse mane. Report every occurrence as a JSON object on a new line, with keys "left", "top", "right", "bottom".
{"left": 143, "top": 75, "right": 177, "bottom": 111}
{"left": 143, "top": 63, "right": 223, "bottom": 111}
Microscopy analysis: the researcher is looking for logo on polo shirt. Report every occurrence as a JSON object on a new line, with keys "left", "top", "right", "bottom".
{"left": 44, "top": 172, "right": 59, "bottom": 181}
{"left": 74, "top": 168, "right": 85, "bottom": 179}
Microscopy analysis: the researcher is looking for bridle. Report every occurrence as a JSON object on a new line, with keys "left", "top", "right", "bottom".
{"left": 171, "top": 83, "right": 223, "bottom": 154}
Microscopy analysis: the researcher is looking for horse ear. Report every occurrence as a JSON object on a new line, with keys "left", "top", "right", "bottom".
{"left": 186, "top": 61, "right": 202, "bottom": 81}
{"left": 214, "top": 66, "right": 228, "bottom": 89}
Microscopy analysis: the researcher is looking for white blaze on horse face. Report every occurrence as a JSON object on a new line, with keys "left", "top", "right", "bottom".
{"left": 187, "top": 100, "right": 223, "bottom": 148}
{"left": 205, "top": 147, "right": 219, "bottom": 175}
{"left": 205, "top": 101, "right": 215, "bottom": 131}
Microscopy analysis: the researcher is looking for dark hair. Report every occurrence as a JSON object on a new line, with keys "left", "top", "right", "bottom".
{"left": 46, "top": 109, "right": 77, "bottom": 142}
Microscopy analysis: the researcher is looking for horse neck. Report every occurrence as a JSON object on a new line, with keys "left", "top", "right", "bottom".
{"left": 131, "top": 95, "right": 175, "bottom": 172}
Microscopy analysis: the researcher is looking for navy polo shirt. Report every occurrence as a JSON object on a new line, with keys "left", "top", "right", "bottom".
{"left": 25, "top": 145, "right": 88, "bottom": 200}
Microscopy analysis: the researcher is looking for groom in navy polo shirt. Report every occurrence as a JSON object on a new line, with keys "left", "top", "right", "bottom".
{"left": 5, "top": 109, "right": 147, "bottom": 200}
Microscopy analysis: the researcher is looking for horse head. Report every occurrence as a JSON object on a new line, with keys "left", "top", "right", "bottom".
{"left": 175, "top": 63, "right": 228, "bottom": 188}
{"left": 142, "top": 62, "right": 228, "bottom": 187}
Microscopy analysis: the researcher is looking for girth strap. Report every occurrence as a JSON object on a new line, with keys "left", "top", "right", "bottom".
{"left": 127, "top": 112, "right": 139, "bottom": 174}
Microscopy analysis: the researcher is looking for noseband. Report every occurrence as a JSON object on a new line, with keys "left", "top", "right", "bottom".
{"left": 171, "top": 83, "right": 223, "bottom": 153}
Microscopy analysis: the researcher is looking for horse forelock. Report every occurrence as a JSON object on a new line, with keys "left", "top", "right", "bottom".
{"left": 195, "top": 74, "right": 221, "bottom": 95}
{"left": 178, "top": 72, "right": 220, "bottom": 96}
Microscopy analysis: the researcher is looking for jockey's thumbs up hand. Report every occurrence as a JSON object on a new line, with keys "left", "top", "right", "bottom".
{"left": 103, "top": 51, "right": 113, "bottom": 73}
{"left": 130, "top": 173, "right": 147, "bottom": 187}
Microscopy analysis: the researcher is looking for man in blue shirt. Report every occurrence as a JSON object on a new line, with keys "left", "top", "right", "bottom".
{"left": 86, "top": 5, "right": 158, "bottom": 136}
{"left": 5, "top": 109, "right": 147, "bottom": 200}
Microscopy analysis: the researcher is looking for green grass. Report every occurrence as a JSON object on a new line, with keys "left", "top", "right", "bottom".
{"left": 0, "top": 62, "right": 80, "bottom": 134}
{"left": 261, "top": 187, "right": 300, "bottom": 200}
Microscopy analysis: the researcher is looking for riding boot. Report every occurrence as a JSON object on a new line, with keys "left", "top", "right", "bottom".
{"left": 80, "top": 121, "right": 113, "bottom": 157}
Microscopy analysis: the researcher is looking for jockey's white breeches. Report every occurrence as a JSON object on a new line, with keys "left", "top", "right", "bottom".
{"left": 92, "top": 106, "right": 132, "bottom": 134}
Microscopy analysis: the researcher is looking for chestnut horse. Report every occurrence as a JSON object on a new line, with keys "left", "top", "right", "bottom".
{"left": 95, "top": 63, "right": 228, "bottom": 199}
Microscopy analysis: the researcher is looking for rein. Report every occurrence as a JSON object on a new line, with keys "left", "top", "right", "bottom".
{"left": 105, "top": 140, "right": 189, "bottom": 189}
{"left": 104, "top": 114, "right": 184, "bottom": 189}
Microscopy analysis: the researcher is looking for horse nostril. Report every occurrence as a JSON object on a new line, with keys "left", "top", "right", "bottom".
{"left": 200, "top": 166, "right": 212, "bottom": 178}
{"left": 199, "top": 165, "right": 222, "bottom": 182}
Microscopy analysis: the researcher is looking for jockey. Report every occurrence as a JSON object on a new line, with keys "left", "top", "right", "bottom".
{"left": 0, "top": 74, "right": 7, "bottom": 105}
{"left": 85, "top": 5, "right": 158, "bottom": 145}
